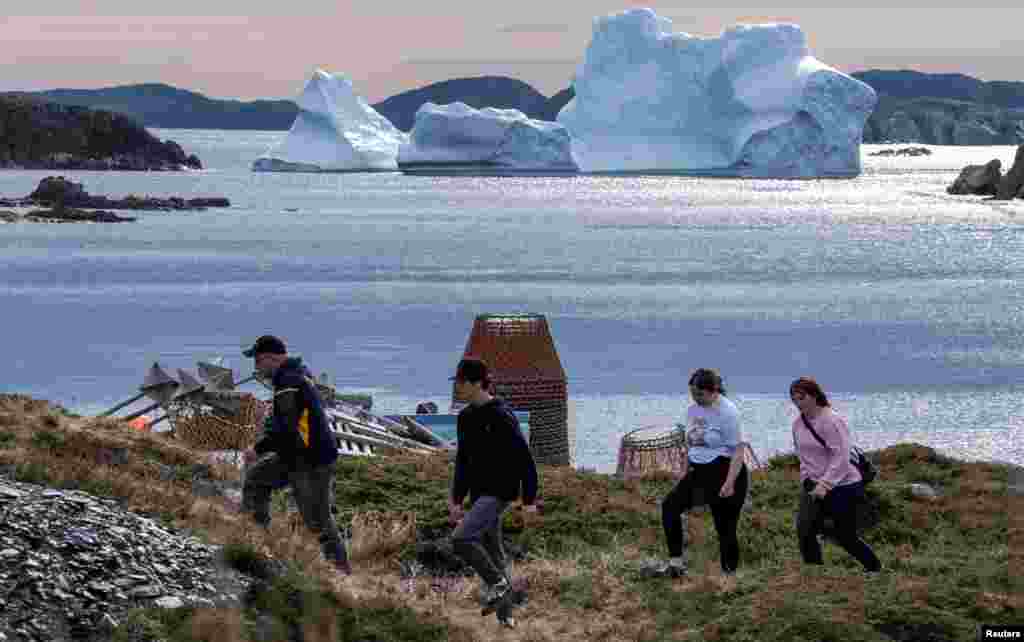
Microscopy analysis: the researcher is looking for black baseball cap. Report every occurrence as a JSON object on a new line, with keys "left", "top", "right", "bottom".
{"left": 449, "top": 357, "right": 489, "bottom": 383}
{"left": 243, "top": 335, "right": 287, "bottom": 358}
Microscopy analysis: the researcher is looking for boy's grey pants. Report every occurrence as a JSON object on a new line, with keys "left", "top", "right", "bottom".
{"left": 452, "top": 496, "right": 508, "bottom": 586}
{"left": 242, "top": 454, "right": 348, "bottom": 567}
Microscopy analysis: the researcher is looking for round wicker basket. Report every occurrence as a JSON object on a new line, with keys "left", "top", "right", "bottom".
{"left": 615, "top": 424, "right": 687, "bottom": 479}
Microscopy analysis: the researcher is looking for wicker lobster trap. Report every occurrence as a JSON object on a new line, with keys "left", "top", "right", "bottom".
{"left": 454, "top": 314, "right": 570, "bottom": 465}
{"left": 615, "top": 424, "right": 688, "bottom": 479}
{"left": 165, "top": 392, "right": 269, "bottom": 451}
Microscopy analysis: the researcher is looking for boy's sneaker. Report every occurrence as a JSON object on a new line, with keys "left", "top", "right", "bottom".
{"left": 481, "top": 578, "right": 511, "bottom": 606}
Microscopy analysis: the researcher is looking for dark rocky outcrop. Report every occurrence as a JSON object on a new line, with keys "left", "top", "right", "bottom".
{"left": 946, "top": 159, "right": 1003, "bottom": 195}
{"left": 995, "top": 144, "right": 1024, "bottom": 200}
{"left": 0, "top": 177, "right": 230, "bottom": 215}
{"left": 19, "top": 208, "right": 136, "bottom": 223}
{"left": 0, "top": 95, "right": 203, "bottom": 171}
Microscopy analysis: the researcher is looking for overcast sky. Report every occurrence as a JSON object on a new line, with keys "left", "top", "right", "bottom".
{"left": 3, "top": 2, "right": 1021, "bottom": 102}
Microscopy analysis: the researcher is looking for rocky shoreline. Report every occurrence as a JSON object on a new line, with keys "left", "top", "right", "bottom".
{"left": 947, "top": 143, "right": 1024, "bottom": 198}
{"left": 0, "top": 176, "right": 230, "bottom": 224}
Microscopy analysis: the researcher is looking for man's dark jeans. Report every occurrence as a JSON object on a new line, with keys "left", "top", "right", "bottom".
{"left": 242, "top": 454, "right": 348, "bottom": 567}
{"left": 452, "top": 496, "right": 508, "bottom": 587}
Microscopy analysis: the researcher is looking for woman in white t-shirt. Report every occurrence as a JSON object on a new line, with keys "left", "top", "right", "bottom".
{"left": 654, "top": 368, "right": 748, "bottom": 577}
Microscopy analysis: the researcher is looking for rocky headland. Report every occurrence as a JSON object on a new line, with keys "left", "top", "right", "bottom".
{"left": 0, "top": 176, "right": 230, "bottom": 223}
{"left": 0, "top": 96, "right": 202, "bottom": 171}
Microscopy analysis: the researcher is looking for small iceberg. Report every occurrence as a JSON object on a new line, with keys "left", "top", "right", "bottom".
{"left": 253, "top": 69, "right": 407, "bottom": 172}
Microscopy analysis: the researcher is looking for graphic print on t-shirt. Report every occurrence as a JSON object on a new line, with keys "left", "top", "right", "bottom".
{"left": 687, "top": 417, "right": 708, "bottom": 448}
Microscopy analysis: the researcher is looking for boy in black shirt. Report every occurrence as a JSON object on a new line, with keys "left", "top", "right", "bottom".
{"left": 446, "top": 358, "right": 539, "bottom": 606}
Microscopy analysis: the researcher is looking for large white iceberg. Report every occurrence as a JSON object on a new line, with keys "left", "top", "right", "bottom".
{"left": 398, "top": 103, "right": 578, "bottom": 174}
{"left": 558, "top": 9, "right": 877, "bottom": 176}
{"left": 253, "top": 70, "right": 407, "bottom": 172}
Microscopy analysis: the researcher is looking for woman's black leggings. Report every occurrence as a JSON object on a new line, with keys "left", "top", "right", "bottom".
{"left": 661, "top": 456, "right": 748, "bottom": 573}
{"left": 797, "top": 479, "right": 880, "bottom": 571}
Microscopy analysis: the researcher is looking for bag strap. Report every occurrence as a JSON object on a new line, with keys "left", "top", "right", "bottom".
{"left": 800, "top": 413, "right": 830, "bottom": 450}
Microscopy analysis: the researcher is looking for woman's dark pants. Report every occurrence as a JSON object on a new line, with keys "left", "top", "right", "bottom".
{"left": 661, "top": 456, "right": 748, "bottom": 573}
{"left": 797, "top": 479, "right": 880, "bottom": 572}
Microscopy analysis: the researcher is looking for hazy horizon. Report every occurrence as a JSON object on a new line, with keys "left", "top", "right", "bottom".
{"left": 3, "top": 3, "right": 1023, "bottom": 103}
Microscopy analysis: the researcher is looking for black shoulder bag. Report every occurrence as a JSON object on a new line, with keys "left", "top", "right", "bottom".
{"left": 800, "top": 414, "right": 877, "bottom": 485}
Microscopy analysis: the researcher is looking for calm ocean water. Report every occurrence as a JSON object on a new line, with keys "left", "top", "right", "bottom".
{"left": 2, "top": 130, "right": 1022, "bottom": 471}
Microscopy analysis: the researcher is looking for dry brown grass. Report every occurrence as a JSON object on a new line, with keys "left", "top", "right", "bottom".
{"left": 893, "top": 575, "right": 936, "bottom": 610}
{"left": 348, "top": 509, "right": 418, "bottom": 562}
{"left": 875, "top": 443, "right": 940, "bottom": 468}
{"left": 184, "top": 608, "right": 246, "bottom": 642}
{"left": 1011, "top": 497, "right": 1023, "bottom": 583}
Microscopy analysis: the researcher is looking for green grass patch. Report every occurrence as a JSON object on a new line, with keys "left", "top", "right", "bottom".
{"left": 245, "top": 568, "right": 453, "bottom": 642}
{"left": 12, "top": 460, "right": 52, "bottom": 485}
{"left": 30, "top": 428, "right": 65, "bottom": 451}
{"left": 109, "top": 606, "right": 198, "bottom": 642}
{"left": 0, "top": 430, "right": 15, "bottom": 449}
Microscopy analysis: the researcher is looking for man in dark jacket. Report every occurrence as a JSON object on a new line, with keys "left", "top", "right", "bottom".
{"left": 240, "top": 335, "right": 350, "bottom": 574}
{"left": 447, "top": 358, "right": 539, "bottom": 606}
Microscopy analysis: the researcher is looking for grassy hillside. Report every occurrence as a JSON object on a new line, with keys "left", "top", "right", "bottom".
{"left": 0, "top": 394, "right": 1018, "bottom": 641}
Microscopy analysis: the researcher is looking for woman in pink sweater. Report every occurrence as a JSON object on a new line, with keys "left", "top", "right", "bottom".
{"left": 790, "top": 377, "right": 881, "bottom": 572}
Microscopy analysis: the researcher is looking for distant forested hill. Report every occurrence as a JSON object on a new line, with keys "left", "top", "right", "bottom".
{"left": 848, "top": 71, "right": 1024, "bottom": 144}
{"left": 371, "top": 76, "right": 552, "bottom": 131}
{"left": 850, "top": 70, "right": 1024, "bottom": 109}
{"left": 9, "top": 70, "right": 1024, "bottom": 144}
{"left": 3, "top": 84, "right": 299, "bottom": 130}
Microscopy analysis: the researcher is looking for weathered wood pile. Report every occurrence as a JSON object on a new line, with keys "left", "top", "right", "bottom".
{"left": 102, "top": 362, "right": 448, "bottom": 460}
